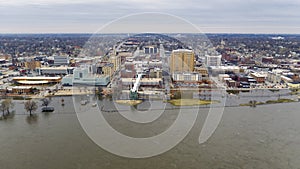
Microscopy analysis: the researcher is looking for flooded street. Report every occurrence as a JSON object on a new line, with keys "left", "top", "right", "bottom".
{"left": 0, "top": 97, "right": 300, "bottom": 169}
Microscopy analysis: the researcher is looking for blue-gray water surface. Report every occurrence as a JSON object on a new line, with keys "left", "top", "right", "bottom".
{"left": 0, "top": 97, "right": 300, "bottom": 169}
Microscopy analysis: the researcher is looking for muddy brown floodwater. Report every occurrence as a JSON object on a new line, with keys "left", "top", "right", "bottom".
{"left": 0, "top": 97, "right": 299, "bottom": 169}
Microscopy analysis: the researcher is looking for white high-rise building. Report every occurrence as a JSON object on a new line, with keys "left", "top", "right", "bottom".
{"left": 205, "top": 55, "right": 221, "bottom": 67}
{"left": 54, "top": 56, "right": 69, "bottom": 66}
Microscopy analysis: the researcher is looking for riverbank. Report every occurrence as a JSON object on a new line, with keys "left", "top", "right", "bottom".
{"left": 167, "top": 99, "right": 217, "bottom": 106}
{"left": 239, "top": 98, "right": 297, "bottom": 107}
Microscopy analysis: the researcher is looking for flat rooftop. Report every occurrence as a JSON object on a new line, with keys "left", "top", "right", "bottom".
{"left": 121, "top": 78, "right": 162, "bottom": 83}
{"left": 17, "top": 80, "right": 49, "bottom": 85}
{"left": 13, "top": 76, "right": 62, "bottom": 80}
{"left": 12, "top": 86, "right": 33, "bottom": 89}
{"left": 251, "top": 73, "right": 267, "bottom": 78}
{"left": 40, "top": 66, "right": 74, "bottom": 70}
{"left": 172, "top": 49, "right": 193, "bottom": 53}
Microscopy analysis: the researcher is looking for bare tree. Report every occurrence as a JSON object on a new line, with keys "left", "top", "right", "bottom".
{"left": 4, "top": 99, "right": 14, "bottom": 115}
{"left": 0, "top": 102, "right": 6, "bottom": 117}
{"left": 0, "top": 99, "right": 14, "bottom": 116}
{"left": 24, "top": 100, "right": 38, "bottom": 116}
{"left": 41, "top": 98, "right": 51, "bottom": 108}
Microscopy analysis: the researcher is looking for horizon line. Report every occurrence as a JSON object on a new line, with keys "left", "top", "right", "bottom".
{"left": 0, "top": 32, "right": 299, "bottom": 35}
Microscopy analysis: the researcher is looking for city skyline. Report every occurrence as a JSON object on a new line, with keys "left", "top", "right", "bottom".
{"left": 0, "top": 0, "right": 300, "bottom": 34}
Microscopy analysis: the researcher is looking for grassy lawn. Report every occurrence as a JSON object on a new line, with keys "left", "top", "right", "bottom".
{"left": 265, "top": 99, "right": 295, "bottom": 104}
{"left": 115, "top": 100, "right": 143, "bottom": 106}
{"left": 239, "top": 102, "right": 265, "bottom": 107}
{"left": 168, "top": 99, "right": 217, "bottom": 106}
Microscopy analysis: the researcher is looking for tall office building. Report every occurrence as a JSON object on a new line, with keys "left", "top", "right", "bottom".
{"left": 109, "top": 55, "right": 121, "bottom": 72}
{"left": 205, "top": 55, "right": 222, "bottom": 67}
{"left": 170, "top": 49, "right": 195, "bottom": 73}
{"left": 97, "top": 62, "right": 114, "bottom": 80}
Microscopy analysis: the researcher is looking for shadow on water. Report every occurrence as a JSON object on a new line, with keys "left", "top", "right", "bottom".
{"left": 136, "top": 100, "right": 151, "bottom": 111}
{"left": 42, "top": 111, "right": 52, "bottom": 118}
{"left": 0, "top": 112, "right": 15, "bottom": 121}
{"left": 26, "top": 114, "right": 38, "bottom": 124}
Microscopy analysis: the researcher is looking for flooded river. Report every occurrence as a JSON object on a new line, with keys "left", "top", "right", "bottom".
{"left": 0, "top": 97, "right": 300, "bottom": 169}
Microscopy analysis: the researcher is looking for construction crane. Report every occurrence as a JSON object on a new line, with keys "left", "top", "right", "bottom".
{"left": 130, "top": 74, "right": 143, "bottom": 100}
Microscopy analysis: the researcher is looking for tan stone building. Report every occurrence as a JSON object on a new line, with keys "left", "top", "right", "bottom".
{"left": 25, "top": 60, "right": 41, "bottom": 70}
{"left": 109, "top": 55, "right": 121, "bottom": 72}
{"left": 195, "top": 67, "right": 208, "bottom": 76}
{"left": 170, "top": 49, "right": 195, "bottom": 73}
{"left": 97, "top": 62, "right": 114, "bottom": 80}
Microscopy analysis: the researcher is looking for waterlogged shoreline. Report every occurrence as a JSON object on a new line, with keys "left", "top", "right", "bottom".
{"left": 239, "top": 98, "right": 297, "bottom": 107}
{"left": 1, "top": 100, "right": 300, "bottom": 169}
{"left": 2, "top": 90, "right": 299, "bottom": 116}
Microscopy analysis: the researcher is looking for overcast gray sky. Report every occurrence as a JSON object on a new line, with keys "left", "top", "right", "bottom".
{"left": 0, "top": 0, "right": 299, "bottom": 33}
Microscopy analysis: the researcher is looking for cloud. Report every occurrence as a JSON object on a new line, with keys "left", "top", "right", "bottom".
{"left": 0, "top": 0, "right": 300, "bottom": 33}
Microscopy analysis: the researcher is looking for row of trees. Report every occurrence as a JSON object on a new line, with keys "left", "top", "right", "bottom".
{"left": 24, "top": 98, "right": 53, "bottom": 116}
{"left": 0, "top": 98, "right": 52, "bottom": 119}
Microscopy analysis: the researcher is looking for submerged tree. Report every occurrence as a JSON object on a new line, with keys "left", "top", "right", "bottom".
{"left": 61, "top": 98, "right": 65, "bottom": 106}
{"left": 0, "top": 99, "right": 14, "bottom": 117}
{"left": 5, "top": 99, "right": 14, "bottom": 115}
{"left": 249, "top": 100, "right": 257, "bottom": 107}
{"left": 41, "top": 98, "right": 51, "bottom": 108}
{"left": 0, "top": 102, "right": 6, "bottom": 117}
{"left": 24, "top": 100, "right": 38, "bottom": 116}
